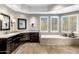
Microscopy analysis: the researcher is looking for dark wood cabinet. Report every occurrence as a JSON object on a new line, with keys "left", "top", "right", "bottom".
{"left": 0, "top": 39, "right": 7, "bottom": 54}
{"left": 19, "top": 33, "right": 30, "bottom": 42}
{"left": 19, "top": 32, "right": 39, "bottom": 43}
{"left": 0, "top": 20, "right": 2, "bottom": 30}
{"left": 30, "top": 32, "right": 39, "bottom": 42}
{"left": 9, "top": 35, "right": 21, "bottom": 53}
{"left": 0, "top": 32, "right": 40, "bottom": 54}
{"left": 0, "top": 34, "right": 21, "bottom": 54}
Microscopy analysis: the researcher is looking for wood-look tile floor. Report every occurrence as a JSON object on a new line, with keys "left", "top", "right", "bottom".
{"left": 12, "top": 43, "right": 79, "bottom": 54}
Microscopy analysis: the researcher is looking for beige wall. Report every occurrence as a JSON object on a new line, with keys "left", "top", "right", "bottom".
{"left": 28, "top": 15, "right": 40, "bottom": 31}
{"left": 28, "top": 13, "right": 79, "bottom": 35}
{"left": 0, "top": 5, "right": 29, "bottom": 34}
{"left": 28, "top": 14, "right": 61, "bottom": 35}
{"left": 0, "top": 4, "right": 79, "bottom": 35}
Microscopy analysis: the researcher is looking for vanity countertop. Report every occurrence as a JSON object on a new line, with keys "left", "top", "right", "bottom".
{"left": 0, "top": 31, "right": 39, "bottom": 38}
{"left": 0, "top": 32, "right": 20, "bottom": 38}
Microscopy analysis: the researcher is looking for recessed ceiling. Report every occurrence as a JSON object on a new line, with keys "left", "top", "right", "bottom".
{"left": 26, "top": 4, "right": 53, "bottom": 6}
{"left": 5, "top": 4, "right": 77, "bottom": 14}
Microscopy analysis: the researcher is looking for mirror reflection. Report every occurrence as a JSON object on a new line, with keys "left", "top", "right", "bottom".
{"left": 0, "top": 13, "right": 10, "bottom": 30}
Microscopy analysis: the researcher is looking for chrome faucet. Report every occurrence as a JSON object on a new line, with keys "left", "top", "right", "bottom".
{"left": 4, "top": 31, "right": 8, "bottom": 34}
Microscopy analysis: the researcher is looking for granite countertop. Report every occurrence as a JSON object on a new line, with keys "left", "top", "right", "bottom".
{"left": 0, "top": 32, "right": 20, "bottom": 38}
{"left": 0, "top": 30, "right": 39, "bottom": 38}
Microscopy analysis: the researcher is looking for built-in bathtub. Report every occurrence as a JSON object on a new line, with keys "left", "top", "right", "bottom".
{"left": 40, "top": 35, "right": 79, "bottom": 45}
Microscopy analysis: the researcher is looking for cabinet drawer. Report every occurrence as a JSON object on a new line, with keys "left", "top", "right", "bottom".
{"left": 30, "top": 32, "right": 39, "bottom": 42}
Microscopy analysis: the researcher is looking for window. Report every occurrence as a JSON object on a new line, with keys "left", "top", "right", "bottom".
{"left": 50, "top": 16, "right": 59, "bottom": 32}
{"left": 61, "top": 16, "right": 69, "bottom": 32}
{"left": 69, "top": 15, "right": 78, "bottom": 33}
{"left": 40, "top": 16, "right": 49, "bottom": 32}
{"left": 61, "top": 15, "right": 78, "bottom": 33}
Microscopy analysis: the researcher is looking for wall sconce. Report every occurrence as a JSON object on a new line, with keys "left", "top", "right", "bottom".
{"left": 31, "top": 23, "right": 34, "bottom": 27}
{"left": 11, "top": 21, "right": 13, "bottom": 27}
{"left": 10, "top": 19, "right": 16, "bottom": 27}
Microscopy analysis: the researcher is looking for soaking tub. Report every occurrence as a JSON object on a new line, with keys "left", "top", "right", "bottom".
{"left": 40, "top": 35, "right": 79, "bottom": 45}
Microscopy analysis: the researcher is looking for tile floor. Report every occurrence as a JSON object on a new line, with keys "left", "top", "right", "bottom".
{"left": 12, "top": 43, "right": 79, "bottom": 54}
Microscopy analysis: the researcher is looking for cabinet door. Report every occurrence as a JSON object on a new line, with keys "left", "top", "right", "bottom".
{"left": 0, "top": 20, "right": 2, "bottom": 30}
{"left": 0, "top": 39, "right": 7, "bottom": 51}
{"left": 30, "top": 32, "right": 39, "bottom": 42}
{"left": 0, "top": 39, "right": 7, "bottom": 54}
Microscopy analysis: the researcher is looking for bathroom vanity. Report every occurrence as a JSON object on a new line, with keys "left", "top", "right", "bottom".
{"left": 0, "top": 32, "right": 39, "bottom": 54}
{"left": 0, "top": 33, "right": 21, "bottom": 54}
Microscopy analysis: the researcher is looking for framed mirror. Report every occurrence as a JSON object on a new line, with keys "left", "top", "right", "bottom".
{"left": 18, "top": 18, "right": 27, "bottom": 29}
{"left": 0, "top": 13, "right": 10, "bottom": 30}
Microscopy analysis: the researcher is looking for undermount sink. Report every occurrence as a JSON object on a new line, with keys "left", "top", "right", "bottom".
{"left": 4, "top": 32, "right": 9, "bottom": 34}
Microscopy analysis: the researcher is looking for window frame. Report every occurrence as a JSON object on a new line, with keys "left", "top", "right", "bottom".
{"left": 50, "top": 16, "right": 59, "bottom": 32}
{"left": 40, "top": 16, "right": 49, "bottom": 32}
{"left": 61, "top": 14, "right": 78, "bottom": 33}
{"left": 61, "top": 16, "right": 69, "bottom": 33}
{"left": 69, "top": 14, "right": 78, "bottom": 33}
